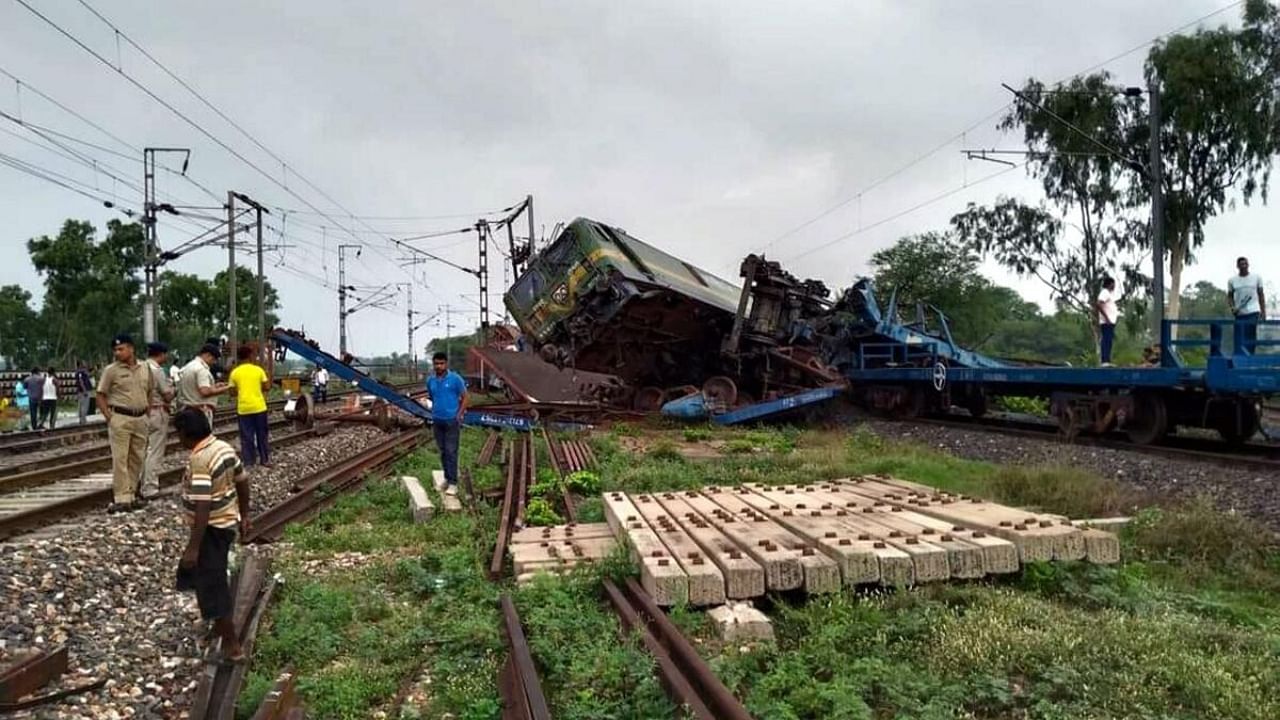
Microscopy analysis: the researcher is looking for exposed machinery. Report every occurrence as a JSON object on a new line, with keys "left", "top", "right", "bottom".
{"left": 505, "top": 223, "right": 1280, "bottom": 444}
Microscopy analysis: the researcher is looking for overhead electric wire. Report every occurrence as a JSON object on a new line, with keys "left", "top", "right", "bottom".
{"left": 35, "top": 0, "right": 469, "bottom": 311}
{"left": 787, "top": 162, "right": 1027, "bottom": 263}
{"left": 779, "top": 0, "right": 1246, "bottom": 263}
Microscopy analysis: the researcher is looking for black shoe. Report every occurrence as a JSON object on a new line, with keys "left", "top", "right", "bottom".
{"left": 107, "top": 502, "right": 132, "bottom": 514}
{"left": 133, "top": 495, "right": 150, "bottom": 508}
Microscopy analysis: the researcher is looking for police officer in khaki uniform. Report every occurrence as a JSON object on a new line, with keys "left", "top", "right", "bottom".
{"left": 95, "top": 334, "right": 153, "bottom": 513}
{"left": 141, "top": 341, "right": 176, "bottom": 500}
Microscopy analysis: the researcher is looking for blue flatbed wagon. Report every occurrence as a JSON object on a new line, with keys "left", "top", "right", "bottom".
{"left": 843, "top": 311, "right": 1280, "bottom": 445}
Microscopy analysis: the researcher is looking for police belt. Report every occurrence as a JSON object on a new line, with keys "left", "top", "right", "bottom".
{"left": 111, "top": 405, "right": 147, "bottom": 417}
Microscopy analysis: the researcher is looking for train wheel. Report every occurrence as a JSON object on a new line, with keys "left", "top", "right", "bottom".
{"left": 633, "top": 386, "right": 665, "bottom": 412}
{"left": 286, "top": 391, "right": 314, "bottom": 429}
{"left": 965, "top": 391, "right": 989, "bottom": 419}
{"left": 1126, "top": 394, "right": 1168, "bottom": 445}
{"left": 702, "top": 376, "right": 738, "bottom": 408}
{"left": 890, "top": 389, "right": 927, "bottom": 420}
{"left": 1216, "top": 400, "right": 1260, "bottom": 445}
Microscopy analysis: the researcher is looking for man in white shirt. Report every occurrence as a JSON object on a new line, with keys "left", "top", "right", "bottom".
{"left": 1227, "top": 256, "right": 1266, "bottom": 354}
{"left": 41, "top": 366, "right": 59, "bottom": 429}
{"left": 1096, "top": 277, "right": 1120, "bottom": 366}
{"left": 312, "top": 366, "right": 329, "bottom": 403}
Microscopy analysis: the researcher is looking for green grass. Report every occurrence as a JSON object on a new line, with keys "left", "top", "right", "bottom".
{"left": 243, "top": 419, "right": 1280, "bottom": 719}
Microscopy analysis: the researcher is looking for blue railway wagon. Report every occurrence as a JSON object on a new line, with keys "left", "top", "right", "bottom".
{"left": 845, "top": 318, "right": 1280, "bottom": 445}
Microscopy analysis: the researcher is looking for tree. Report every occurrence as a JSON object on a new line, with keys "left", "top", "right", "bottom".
{"left": 0, "top": 285, "right": 42, "bottom": 368}
{"left": 156, "top": 267, "right": 282, "bottom": 358}
{"left": 868, "top": 232, "right": 1035, "bottom": 349}
{"left": 1146, "top": 8, "right": 1280, "bottom": 324}
{"left": 27, "top": 219, "right": 145, "bottom": 364}
{"left": 209, "top": 266, "right": 281, "bottom": 343}
{"left": 156, "top": 271, "right": 218, "bottom": 357}
{"left": 953, "top": 72, "right": 1148, "bottom": 352}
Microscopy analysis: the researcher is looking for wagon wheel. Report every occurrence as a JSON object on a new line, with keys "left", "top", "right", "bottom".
{"left": 633, "top": 386, "right": 665, "bottom": 412}
{"left": 1126, "top": 393, "right": 1169, "bottom": 445}
{"left": 965, "top": 390, "right": 989, "bottom": 419}
{"left": 702, "top": 376, "right": 739, "bottom": 408}
{"left": 286, "top": 391, "right": 314, "bottom": 429}
{"left": 1056, "top": 404, "right": 1078, "bottom": 441}
{"left": 1216, "top": 400, "right": 1260, "bottom": 445}
{"left": 665, "top": 385, "right": 701, "bottom": 402}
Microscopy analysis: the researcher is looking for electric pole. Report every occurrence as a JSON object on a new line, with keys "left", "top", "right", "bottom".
{"left": 141, "top": 147, "right": 190, "bottom": 343}
{"left": 476, "top": 219, "right": 490, "bottom": 340}
{"left": 337, "top": 244, "right": 362, "bottom": 356}
{"left": 226, "top": 191, "right": 238, "bottom": 363}
{"left": 526, "top": 193, "right": 535, "bottom": 253}
{"left": 440, "top": 304, "right": 456, "bottom": 364}
{"left": 1148, "top": 79, "right": 1166, "bottom": 343}
{"left": 230, "top": 193, "right": 270, "bottom": 361}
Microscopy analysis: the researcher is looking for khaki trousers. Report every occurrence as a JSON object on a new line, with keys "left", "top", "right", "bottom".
{"left": 141, "top": 409, "right": 169, "bottom": 497}
{"left": 108, "top": 413, "right": 148, "bottom": 503}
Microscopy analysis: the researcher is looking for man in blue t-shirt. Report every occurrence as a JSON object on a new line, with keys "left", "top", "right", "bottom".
{"left": 425, "top": 351, "right": 468, "bottom": 495}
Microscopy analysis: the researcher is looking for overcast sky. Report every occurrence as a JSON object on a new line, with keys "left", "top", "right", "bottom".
{"left": 1, "top": 0, "right": 1271, "bottom": 357}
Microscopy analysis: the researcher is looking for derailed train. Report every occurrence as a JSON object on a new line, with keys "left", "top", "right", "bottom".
{"left": 504, "top": 217, "right": 1280, "bottom": 444}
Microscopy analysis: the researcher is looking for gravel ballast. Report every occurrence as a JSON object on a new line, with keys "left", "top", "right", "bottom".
{"left": 0, "top": 424, "right": 395, "bottom": 718}
{"left": 862, "top": 418, "right": 1280, "bottom": 532}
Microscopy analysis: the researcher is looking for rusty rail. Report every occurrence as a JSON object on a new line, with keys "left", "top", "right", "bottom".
{"left": 489, "top": 433, "right": 536, "bottom": 578}
{"left": 249, "top": 669, "right": 304, "bottom": 720}
{"left": 603, "top": 578, "right": 754, "bottom": 720}
{"left": 246, "top": 430, "right": 424, "bottom": 543}
{"left": 0, "top": 417, "right": 293, "bottom": 487}
{"left": 476, "top": 430, "right": 501, "bottom": 466}
{"left": 0, "top": 426, "right": 319, "bottom": 541}
{"left": 498, "top": 594, "right": 552, "bottom": 720}
{"left": 189, "top": 553, "right": 276, "bottom": 720}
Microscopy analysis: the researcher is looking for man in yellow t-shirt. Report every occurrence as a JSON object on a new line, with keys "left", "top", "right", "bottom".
{"left": 228, "top": 345, "right": 273, "bottom": 468}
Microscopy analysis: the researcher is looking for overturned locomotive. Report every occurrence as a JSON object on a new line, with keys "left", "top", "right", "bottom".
{"left": 502, "top": 217, "right": 841, "bottom": 409}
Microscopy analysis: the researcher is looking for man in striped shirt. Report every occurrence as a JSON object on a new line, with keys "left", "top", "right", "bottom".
{"left": 174, "top": 407, "right": 251, "bottom": 663}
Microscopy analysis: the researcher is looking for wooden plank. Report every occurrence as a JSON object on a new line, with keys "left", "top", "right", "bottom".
{"left": 778, "top": 484, "right": 964, "bottom": 581}
{"left": 602, "top": 492, "right": 688, "bottom": 606}
{"left": 632, "top": 494, "right": 726, "bottom": 606}
{"left": 733, "top": 486, "right": 916, "bottom": 586}
{"left": 511, "top": 522, "right": 615, "bottom": 545}
{"left": 837, "top": 477, "right": 1087, "bottom": 562}
{"left": 810, "top": 482, "right": 1019, "bottom": 574}
{"left": 652, "top": 493, "right": 766, "bottom": 599}
{"left": 696, "top": 488, "right": 839, "bottom": 594}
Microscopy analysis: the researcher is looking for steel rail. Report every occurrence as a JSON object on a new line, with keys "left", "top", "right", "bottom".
{"left": 0, "top": 382, "right": 415, "bottom": 453}
{"left": 901, "top": 412, "right": 1280, "bottom": 473}
{"left": 603, "top": 578, "right": 755, "bottom": 720}
{"left": 489, "top": 434, "right": 523, "bottom": 578}
{"left": 0, "top": 417, "right": 292, "bottom": 486}
{"left": 0, "top": 427, "right": 316, "bottom": 540}
{"left": 497, "top": 594, "right": 552, "bottom": 720}
{"left": 245, "top": 430, "right": 423, "bottom": 542}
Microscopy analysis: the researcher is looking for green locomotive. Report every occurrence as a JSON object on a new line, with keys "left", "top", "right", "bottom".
{"left": 503, "top": 217, "right": 838, "bottom": 409}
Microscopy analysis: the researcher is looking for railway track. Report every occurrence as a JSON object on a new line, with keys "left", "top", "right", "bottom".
{"left": 0, "top": 383, "right": 414, "bottom": 454}
{"left": 905, "top": 411, "right": 1280, "bottom": 472}
{"left": 0, "top": 425, "right": 319, "bottom": 541}
{"left": 0, "top": 417, "right": 293, "bottom": 486}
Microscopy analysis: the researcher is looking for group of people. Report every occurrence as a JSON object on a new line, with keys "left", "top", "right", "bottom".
{"left": 1095, "top": 256, "right": 1267, "bottom": 365}
{"left": 95, "top": 335, "right": 273, "bottom": 515}
{"left": 10, "top": 363, "right": 98, "bottom": 430}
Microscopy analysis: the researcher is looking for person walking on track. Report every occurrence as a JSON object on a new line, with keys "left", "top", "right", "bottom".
{"left": 96, "top": 334, "right": 153, "bottom": 513}
{"left": 173, "top": 407, "right": 251, "bottom": 664}
{"left": 228, "top": 344, "right": 273, "bottom": 469}
{"left": 312, "top": 365, "right": 329, "bottom": 403}
{"left": 141, "top": 342, "right": 176, "bottom": 500}
{"left": 178, "top": 344, "right": 230, "bottom": 426}
{"left": 23, "top": 367, "right": 43, "bottom": 430}
{"left": 425, "top": 351, "right": 468, "bottom": 496}
{"left": 40, "top": 366, "right": 59, "bottom": 429}
{"left": 76, "top": 361, "right": 94, "bottom": 425}
{"left": 13, "top": 380, "right": 29, "bottom": 430}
